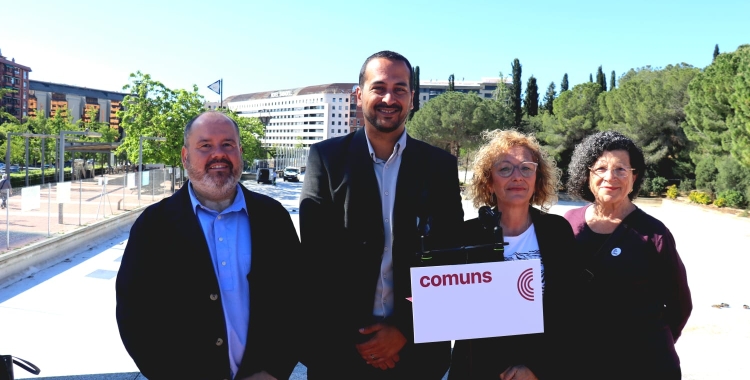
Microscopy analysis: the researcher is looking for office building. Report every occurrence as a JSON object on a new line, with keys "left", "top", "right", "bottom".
{"left": 417, "top": 77, "right": 511, "bottom": 108}
{"left": 225, "top": 83, "right": 362, "bottom": 148}
{"left": 27, "top": 80, "right": 128, "bottom": 130}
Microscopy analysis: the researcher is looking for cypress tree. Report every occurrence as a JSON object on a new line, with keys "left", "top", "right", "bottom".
{"left": 713, "top": 44, "right": 720, "bottom": 61}
{"left": 610, "top": 70, "right": 616, "bottom": 91}
{"left": 589, "top": 73, "right": 593, "bottom": 83}
{"left": 511, "top": 58, "right": 523, "bottom": 127}
{"left": 410, "top": 66, "right": 420, "bottom": 120}
{"left": 596, "top": 66, "right": 607, "bottom": 92}
{"left": 542, "top": 82, "right": 556, "bottom": 115}
{"left": 523, "top": 75, "right": 539, "bottom": 117}
{"left": 561, "top": 74, "right": 569, "bottom": 92}
{"left": 448, "top": 74, "right": 455, "bottom": 92}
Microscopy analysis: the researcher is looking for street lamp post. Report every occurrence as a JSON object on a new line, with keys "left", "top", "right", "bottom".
{"left": 58, "top": 130, "right": 102, "bottom": 183}
{"left": 138, "top": 136, "right": 166, "bottom": 203}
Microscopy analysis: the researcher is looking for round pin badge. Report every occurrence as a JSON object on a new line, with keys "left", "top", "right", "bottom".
{"left": 611, "top": 248, "right": 622, "bottom": 257}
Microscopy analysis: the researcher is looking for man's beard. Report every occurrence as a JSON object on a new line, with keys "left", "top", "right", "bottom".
{"left": 185, "top": 155, "right": 241, "bottom": 201}
{"left": 364, "top": 105, "right": 407, "bottom": 133}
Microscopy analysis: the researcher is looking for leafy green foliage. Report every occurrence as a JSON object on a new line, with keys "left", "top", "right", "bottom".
{"left": 640, "top": 178, "right": 652, "bottom": 197}
{"left": 542, "top": 82, "right": 556, "bottom": 115}
{"left": 688, "top": 190, "right": 712, "bottom": 205}
{"left": 650, "top": 176, "right": 669, "bottom": 195}
{"left": 666, "top": 184, "right": 678, "bottom": 199}
{"left": 560, "top": 74, "right": 569, "bottom": 92}
{"left": 717, "top": 189, "right": 746, "bottom": 208}
{"left": 599, "top": 64, "right": 698, "bottom": 179}
{"left": 524, "top": 76, "right": 539, "bottom": 117}
{"left": 694, "top": 155, "right": 717, "bottom": 193}
{"left": 407, "top": 91, "right": 512, "bottom": 157}
{"left": 714, "top": 196, "right": 727, "bottom": 207}
{"left": 511, "top": 59, "right": 523, "bottom": 127}
{"left": 679, "top": 179, "right": 695, "bottom": 194}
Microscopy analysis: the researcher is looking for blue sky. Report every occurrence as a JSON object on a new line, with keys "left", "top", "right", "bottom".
{"left": 2, "top": 0, "right": 748, "bottom": 103}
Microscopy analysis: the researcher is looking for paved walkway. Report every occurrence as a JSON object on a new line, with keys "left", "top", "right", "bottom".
{"left": 1, "top": 179, "right": 749, "bottom": 379}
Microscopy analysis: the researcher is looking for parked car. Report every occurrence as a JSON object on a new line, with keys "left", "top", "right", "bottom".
{"left": 283, "top": 167, "right": 300, "bottom": 182}
{"left": 256, "top": 168, "right": 273, "bottom": 184}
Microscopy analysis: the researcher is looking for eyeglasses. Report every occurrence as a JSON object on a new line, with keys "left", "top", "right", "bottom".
{"left": 494, "top": 162, "right": 538, "bottom": 178}
{"left": 588, "top": 165, "right": 634, "bottom": 178}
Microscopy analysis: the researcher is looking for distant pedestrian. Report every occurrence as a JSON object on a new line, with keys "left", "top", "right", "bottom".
{"left": 0, "top": 174, "right": 11, "bottom": 209}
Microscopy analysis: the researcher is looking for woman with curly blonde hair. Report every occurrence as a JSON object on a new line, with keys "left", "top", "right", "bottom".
{"left": 449, "top": 129, "right": 579, "bottom": 380}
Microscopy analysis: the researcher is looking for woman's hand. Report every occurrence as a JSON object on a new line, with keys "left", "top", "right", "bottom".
{"left": 499, "top": 365, "right": 538, "bottom": 380}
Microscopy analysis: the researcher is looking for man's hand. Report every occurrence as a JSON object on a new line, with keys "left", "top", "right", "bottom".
{"left": 499, "top": 365, "right": 538, "bottom": 380}
{"left": 355, "top": 323, "right": 407, "bottom": 370}
{"left": 238, "top": 370, "right": 277, "bottom": 380}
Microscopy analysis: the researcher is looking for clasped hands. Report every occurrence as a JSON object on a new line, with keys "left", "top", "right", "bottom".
{"left": 355, "top": 322, "right": 407, "bottom": 370}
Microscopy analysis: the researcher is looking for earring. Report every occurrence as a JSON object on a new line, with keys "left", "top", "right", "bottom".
{"left": 491, "top": 193, "right": 497, "bottom": 205}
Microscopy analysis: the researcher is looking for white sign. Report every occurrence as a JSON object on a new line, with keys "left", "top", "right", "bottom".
{"left": 57, "top": 182, "right": 71, "bottom": 203}
{"left": 21, "top": 185, "right": 40, "bottom": 212}
{"left": 410, "top": 260, "right": 543, "bottom": 343}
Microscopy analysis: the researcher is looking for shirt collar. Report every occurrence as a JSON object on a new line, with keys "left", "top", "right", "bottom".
{"left": 188, "top": 182, "right": 248, "bottom": 216}
{"left": 364, "top": 128, "right": 408, "bottom": 163}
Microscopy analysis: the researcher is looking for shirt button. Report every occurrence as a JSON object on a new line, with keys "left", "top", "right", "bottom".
{"left": 384, "top": 247, "right": 389, "bottom": 251}
{"left": 384, "top": 191, "right": 389, "bottom": 196}
{"left": 217, "top": 215, "right": 222, "bottom": 220}
{"left": 219, "top": 237, "right": 223, "bottom": 242}
{"left": 216, "top": 338, "right": 224, "bottom": 346}
{"left": 221, "top": 261, "right": 226, "bottom": 266}
{"left": 210, "top": 294, "right": 218, "bottom": 301}
{"left": 384, "top": 218, "right": 389, "bottom": 223}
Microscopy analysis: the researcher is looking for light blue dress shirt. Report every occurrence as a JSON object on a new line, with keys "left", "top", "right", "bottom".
{"left": 365, "top": 129, "right": 407, "bottom": 318}
{"left": 189, "top": 183, "right": 251, "bottom": 378}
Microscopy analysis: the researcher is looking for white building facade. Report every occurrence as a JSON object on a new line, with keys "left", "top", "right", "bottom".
{"left": 416, "top": 77, "right": 512, "bottom": 108}
{"left": 226, "top": 83, "right": 361, "bottom": 148}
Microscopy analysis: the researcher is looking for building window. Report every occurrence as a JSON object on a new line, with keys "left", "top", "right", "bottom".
{"left": 338, "top": 129, "right": 342, "bottom": 133}
{"left": 331, "top": 121, "right": 335, "bottom": 125}
{"left": 338, "top": 98, "right": 342, "bottom": 102}
{"left": 345, "top": 106, "right": 348, "bottom": 110}
{"left": 331, "top": 129, "right": 335, "bottom": 133}
{"left": 338, "top": 121, "right": 341, "bottom": 125}
{"left": 345, "top": 122, "right": 348, "bottom": 126}
{"left": 345, "top": 98, "right": 348, "bottom": 102}
{"left": 332, "top": 114, "right": 335, "bottom": 117}
{"left": 423, "top": 96, "right": 426, "bottom": 100}
{"left": 338, "top": 114, "right": 341, "bottom": 117}
{"left": 339, "top": 106, "right": 342, "bottom": 110}
{"left": 332, "top": 98, "right": 336, "bottom": 102}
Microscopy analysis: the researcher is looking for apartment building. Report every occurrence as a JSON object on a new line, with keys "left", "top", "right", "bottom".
{"left": 0, "top": 49, "right": 32, "bottom": 121}
{"left": 225, "top": 83, "right": 363, "bottom": 148}
{"left": 28, "top": 80, "right": 127, "bottom": 130}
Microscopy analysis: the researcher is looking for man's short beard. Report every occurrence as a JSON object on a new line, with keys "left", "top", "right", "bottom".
{"left": 185, "top": 154, "right": 241, "bottom": 201}
{"left": 365, "top": 112, "right": 406, "bottom": 134}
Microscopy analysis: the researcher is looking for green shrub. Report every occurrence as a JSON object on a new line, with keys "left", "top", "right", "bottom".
{"left": 688, "top": 191, "right": 712, "bottom": 205}
{"left": 714, "top": 197, "right": 727, "bottom": 208}
{"left": 666, "top": 185, "right": 678, "bottom": 199}
{"left": 650, "top": 176, "right": 669, "bottom": 195}
{"left": 679, "top": 179, "right": 695, "bottom": 194}
{"left": 639, "top": 178, "right": 652, "bottom": 197}
{"left": 717, "top": 190, "right": 747, "bottom": 209}
{"left": 695, "top": 155, "right": 717, "bottom": 193}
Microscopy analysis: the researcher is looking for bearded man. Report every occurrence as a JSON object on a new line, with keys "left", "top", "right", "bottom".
{"left": 116, "top": 111, "right": 301, "bottom": 380}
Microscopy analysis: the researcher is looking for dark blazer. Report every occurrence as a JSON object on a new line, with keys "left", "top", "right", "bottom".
{"left": 116, "top": 183, "right": 300, "bottom": 380}
{"left": 449, "top": 206, "right": 578, "bottom": 380}
{"left": 299, "top": 128, "right": 464, "bottom": 379}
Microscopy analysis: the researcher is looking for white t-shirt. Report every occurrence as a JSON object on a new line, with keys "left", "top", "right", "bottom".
{"left": 504, "top": 223, "right": 544, "bottom": 293}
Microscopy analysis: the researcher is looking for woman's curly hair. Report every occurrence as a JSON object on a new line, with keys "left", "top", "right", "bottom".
{"left": 468, "top": 129, "right": 561, "bottom": 212}
{"left": 566, "top": 130, "right": 646, "bottom": 202}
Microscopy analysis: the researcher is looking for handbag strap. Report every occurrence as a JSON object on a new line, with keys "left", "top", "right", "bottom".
{"left": 12, "top": 357, "right": 40, "bottom": 376}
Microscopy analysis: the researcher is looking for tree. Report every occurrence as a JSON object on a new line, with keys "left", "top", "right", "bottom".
{"left": 511, "top": 58, "right": 523, "bottom": 127}
{"left": 713, "top": 44, "right": 720, "bottom": 61}
{"left": 596, "top": 66, "right": 607, "bottom": 92}
{"left": 561, "top": 74, "right": 569, "bottom": 92}
{"left": 599, "top": 64, "right": 699, "bottom": 179}
{"left": 541, "top": 82, "right": 556, "bottom": 115}
{"left": 0, "top": 88, "right": 19, "bottom": 125}
{"left": 523, "top": 76, "right": 539, "bottom": 117}
{"left": 589, "top": 73, "right": 593, "bottom": 83}
{"left": 407, "top": 91, "right": 509, "bottom": 157}
{"left": 448, "top": 74, "right": 455, "bottom": 92}
{"left": 117, "top": 71, "right": 204, "bottom": 171}
{"left": 538, "top": 82, "right": 602, "bottom": 173}
{"left": 685, "top": 45, "right": 750, "bottom": 167}
{"left": 610, "top": 70, "right": 616, "bottom": 91}
{"left": 410, "top": 66, "right": 420, "bottom": 120}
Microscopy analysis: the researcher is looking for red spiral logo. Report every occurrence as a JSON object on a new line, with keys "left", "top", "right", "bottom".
{"left": 517, "top": 268, "right": 534, "bottom": 301}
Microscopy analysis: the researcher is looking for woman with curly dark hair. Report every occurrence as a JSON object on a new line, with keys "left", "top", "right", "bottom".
{"left": 448, "top": 129, "right": 578, "bottom": 380}
{"left": 563, "top": 130, "right": 692, "bottom": 380}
